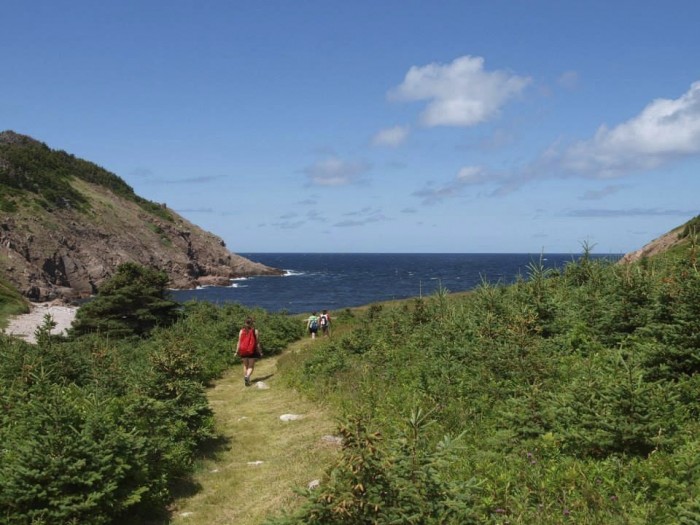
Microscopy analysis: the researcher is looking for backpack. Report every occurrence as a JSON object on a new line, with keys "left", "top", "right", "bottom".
{"left": 309, "top": 317, "right": 318, "bottom": 330}
{"left": 238, "top": 328, "right": 257, "bottom": 357}
{"left": 320, "top": 314, "right": 328, "bottom": 327}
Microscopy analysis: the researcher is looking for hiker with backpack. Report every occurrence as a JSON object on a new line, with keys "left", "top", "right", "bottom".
{"left": 236, "top": 317, "right": 262, "bottom": 386}
{"left": 320, "top": 309, "right": 331, "bottom": 337}
{"left": 307, "top": 311, "right": 320, "bottom": 339}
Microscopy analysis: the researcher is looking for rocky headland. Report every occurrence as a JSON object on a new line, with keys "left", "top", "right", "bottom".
{"left": 0, "top": 131, "right": 282, "bottom": 302}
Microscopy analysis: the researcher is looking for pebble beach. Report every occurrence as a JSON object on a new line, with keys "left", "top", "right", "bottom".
{"left": 4, "top": 303, "right": 78, "bottom": 344}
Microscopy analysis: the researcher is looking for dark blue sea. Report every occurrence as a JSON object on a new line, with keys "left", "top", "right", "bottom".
{"left": 171, "top": 253, "right": 620, "bottom": 314}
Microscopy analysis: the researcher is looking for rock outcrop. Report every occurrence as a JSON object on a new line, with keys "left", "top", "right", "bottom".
{"left": 618, "top": 225, "right": 686, "bottom": 264}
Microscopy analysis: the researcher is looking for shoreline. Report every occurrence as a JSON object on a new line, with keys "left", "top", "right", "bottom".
{"left": 4, "top": 302, "right": 79, "bottom": 344}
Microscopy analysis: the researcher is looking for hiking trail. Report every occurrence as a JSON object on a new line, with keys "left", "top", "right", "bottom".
{"left": 170, "top": 338, "right": 338, "bottom": 525}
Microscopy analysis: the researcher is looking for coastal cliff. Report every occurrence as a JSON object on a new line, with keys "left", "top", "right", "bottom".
{"left": 0, "top": 131, "right": 281, "bottom": 301}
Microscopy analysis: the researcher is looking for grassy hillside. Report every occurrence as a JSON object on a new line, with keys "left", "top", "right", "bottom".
{"left": 0, "top": 130, "right": 172, "bottom": 220}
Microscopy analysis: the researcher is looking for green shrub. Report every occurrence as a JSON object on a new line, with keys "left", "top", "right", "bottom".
{"left": 275, "top": 250, "right": 700, "bottom": 522}
{"left": 267, "top": 411, "right": 479, "bottom": 525}
{"left": 0, "top": 294, "right": 304, "bottom": 523}
{"left": 0, "top": 382, "right": 151, "bottom": 524}
{"left": 70, "top": 263, "right": 179, "bottom": 339}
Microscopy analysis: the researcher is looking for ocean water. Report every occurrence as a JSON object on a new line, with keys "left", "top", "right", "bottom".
{"left": 171, "top": 253, "right": 620, "bottom": 314}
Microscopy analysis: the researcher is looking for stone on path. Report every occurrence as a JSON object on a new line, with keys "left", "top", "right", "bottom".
{"left": 279, "top": 413, "right": 303, "bottom": 422}
{"left": 308, "top": 479, "right": 321, "bottom": 490}
{"left": 247, "top": 460, "right": 264, "bottom": 466}
{"left": 321, "top": 435, "right": 343, "bottom": 445}
{"left": 255, "top": 381, "right": 270, "bottom": 390}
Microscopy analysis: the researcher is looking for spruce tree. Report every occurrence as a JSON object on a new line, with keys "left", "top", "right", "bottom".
{"left": 70, "top": 262, "right": 178, "bottom": 339}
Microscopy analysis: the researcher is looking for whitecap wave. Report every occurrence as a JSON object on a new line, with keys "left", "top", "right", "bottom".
{"left": 283, "top": 269, "right": 304, "bottom": 277}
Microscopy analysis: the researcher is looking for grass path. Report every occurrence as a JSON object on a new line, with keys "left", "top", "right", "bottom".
{"left": 170, "top": 338, "right": 338, "bottom": 525}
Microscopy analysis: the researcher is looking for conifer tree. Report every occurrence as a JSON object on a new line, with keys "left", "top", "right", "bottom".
{"left": 70, "top": 262, "right": 178, "bottom": 338}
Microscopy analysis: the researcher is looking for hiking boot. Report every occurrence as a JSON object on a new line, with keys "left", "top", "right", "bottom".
{"left": 244, "top": 376, "right": 250, "bottom": 387}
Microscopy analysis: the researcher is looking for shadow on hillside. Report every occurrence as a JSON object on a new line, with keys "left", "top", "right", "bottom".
{"left": 253, "top": 373, "right": 275, "bottom": 383}
{"left": 138, "top": 434, "right": 234, "bottom": 524}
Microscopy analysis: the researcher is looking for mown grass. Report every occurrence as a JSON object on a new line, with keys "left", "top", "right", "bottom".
{"left": 169, "top": 338, "right": 340, "bottom": 525}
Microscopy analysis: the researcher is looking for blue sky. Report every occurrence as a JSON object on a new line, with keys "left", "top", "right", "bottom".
{"left": 2, "top": 1, "right": 699, "bottom": 253}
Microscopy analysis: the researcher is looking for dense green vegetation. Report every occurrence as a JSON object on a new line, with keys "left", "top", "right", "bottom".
{"left": 70, "top": 263, "right": 180, "bottom": 339}
{"left": 3, "top": 213, "right": 700, "bottom": 523}
{"left": 0, "top": 134, "right": 172, "bottom": 220}
{"left": 681, "top": 215, "right": 700, "bottom": 239}
{"left": 0, "top": 274, "right": 29, "bottom": 328}
{"left": 0, "top": 265, "right": 305, "bottom": 524}
{"left": 272, "top": 243, "right": 700, "bottom": 524}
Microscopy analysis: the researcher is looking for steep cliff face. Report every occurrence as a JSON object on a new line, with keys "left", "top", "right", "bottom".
{"left": 0, "top": 131, "right": 281, "bottom": 302}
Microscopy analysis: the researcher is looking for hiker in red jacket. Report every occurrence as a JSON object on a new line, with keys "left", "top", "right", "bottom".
{"left": 236, "top": 317, "right": 262, "bottom": 386}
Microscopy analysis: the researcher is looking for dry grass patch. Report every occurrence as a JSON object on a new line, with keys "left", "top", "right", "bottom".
{"left": 170, "top": 345, "right": 339, "bottom": 525}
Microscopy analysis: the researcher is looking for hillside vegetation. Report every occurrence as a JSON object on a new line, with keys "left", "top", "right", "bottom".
{"left": 0, "top": 275, "right": 29, "bottom": 328}
{"left": 270, "top": 238, "right": 700, "bottom": 524}
{"left": 2, "top": 214, "right": 700, "bottom": 524}
{"left": 0, "top": 131, "right": 170, "bottom": 220}
{"left": 0, "top": 265, "right": 306, "bottom": 524}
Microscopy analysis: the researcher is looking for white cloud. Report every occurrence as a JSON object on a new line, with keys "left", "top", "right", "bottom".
{"left": 372, "top": 125, "right": 410, "bottom": 147}
{"left": 548, "top": 81, "right": 700, "bottom": 179}
{"left": 565, "top": 208, "right": 697, "bottom": 218}
{"left": 579, "top": 184, "right": 628, "bottom": 201}
{"left": 463, "top": 81, "right": 700, "bottom": 196}
{"left": 557, "top": 70, "right": 580, "bottom": 90}
{"left": 413, "top": 165, "right": 490, "bottom": 204}
{"left": 456, "top": 166, "right": 490, "bottom": 184}
{"left": 333, "top": 207, "right": 389, "bottom": 227}
{"left": 271, "top": 220, "right": 306, "bottom": 229}
{"left": 390, "top": 55, "right": 531, "bottom": 127}
{"left": 303, "top": 156, "right": 371, "bottom": 186}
